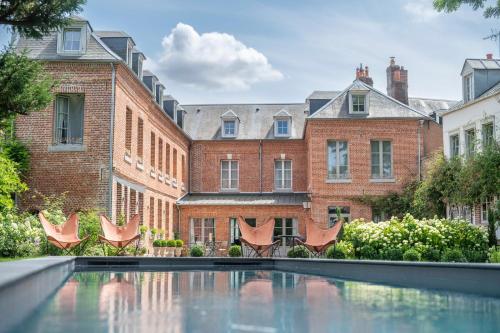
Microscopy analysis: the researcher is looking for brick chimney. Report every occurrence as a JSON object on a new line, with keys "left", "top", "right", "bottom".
{"left": 486, "top": 53, "right": 493, "bottom": 60}
{"left": 386, "top": 57, "right": 408, "bottom": 105}
{"left": 355, "top": 63, "right": 373, "bottom": 86}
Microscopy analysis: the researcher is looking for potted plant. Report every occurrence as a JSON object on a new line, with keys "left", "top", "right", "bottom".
{"left": 160, "top": 239, "right": 168, "bottom": 256}
{"left": 190, "top": 245, "right": 204, "bottom": 257}
{"left": 228, "top": 245, "right": 242, "bottom": 257}
{"left": 150, "top": 228, "right": 158, "bottom": 240}
{"left": 166, "top": 239, "right": 177, "bottom": 257}
{"left": 175, "top": 239, "right": 184, "bottom": 257}
{"left": 152, "top": 239, "right": 162, "bottom": 257}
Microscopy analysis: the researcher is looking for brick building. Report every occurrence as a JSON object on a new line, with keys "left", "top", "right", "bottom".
{"left": 15, "top": 18, "right": 454, "bottom": 250}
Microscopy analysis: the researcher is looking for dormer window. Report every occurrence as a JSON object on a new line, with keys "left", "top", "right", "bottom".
{"left": 348, "top": 91, "right": 369, "bottom": 114}
{"left": 273, "top": 109, "right": 292, "bottom": 138}
{"left": 275, "top": 119, "right": 290, "bottom": 136}
{"left": 63, "top": 28, "right": 81, "bottom": 51}
{"left": 464, "top": 73, "right": 473, "bottom": 103}
{"left": 221, "top": 109, "right": 239, "bottom": 138}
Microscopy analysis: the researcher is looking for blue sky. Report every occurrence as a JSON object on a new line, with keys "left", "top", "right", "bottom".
{"left": 2, "top": 0, "right": 498, "bottom": 103}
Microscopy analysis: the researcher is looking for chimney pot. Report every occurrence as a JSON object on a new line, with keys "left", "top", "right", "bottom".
{"left": 486, "top": 53, "right": 493, "bottom": 60}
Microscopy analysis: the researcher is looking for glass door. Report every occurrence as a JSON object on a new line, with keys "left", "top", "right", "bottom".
{"left": 274, "top": 218, "right": 297, "bottom": 256}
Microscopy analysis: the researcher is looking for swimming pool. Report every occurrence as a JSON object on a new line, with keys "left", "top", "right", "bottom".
{"left": 9, "top": 270, "right": 500, "bottom": 333}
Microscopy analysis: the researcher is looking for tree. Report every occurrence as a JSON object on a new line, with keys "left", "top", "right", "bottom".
{"left": 0, "top": 0, "right": 86, "bottom": 39}
{"left": 0, "top": 152, "right": 27, "bottom": 210}
{"left": 433, "top": 0, "right": 500, "bottom": 18}
{"left": 0, "top": 49, "right": 54, "bottom": 121}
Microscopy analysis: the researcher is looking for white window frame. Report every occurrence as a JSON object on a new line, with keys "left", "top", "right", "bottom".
{"left": 222, "top": 119, "right": 237, "bottom": 138}
{"left": 54, "top": 94, "right": 84, "bottom": 146}
{"left": 450, "top": 133, "right": 460, "bottom": 158}
{"left": 274, "top": 117, "right": 291, "bottom": 137}
{"left": 221, "top": 160, "right": 239, "bottom": 191}
{"left": 463, "top": 73, "right": 474, "bottom": 103}
{"left": 370, "top": 140, "right": 393, "bottom": 179}
{"left": 481, "top": 121, "right": 495, "bottom": 148}
{"left": 328, "top": 206, "right": 350, "bottom": 227}
{"left": 465, "top": 127, "right": 476, "bottom": 158}
{"left": 348, "top": 91, "right": 369, "bottom": 114}
{"left": 327, "top": 140, "right": 350, "bottom": 179}
{"left": 274, "top": 159, "right": 292, "bottom": 191}
{"left": 190, "top": 218, "right": 215, "bottom": 244}
{"left": 57, "top": 24, "right": 87, "bottom": 55}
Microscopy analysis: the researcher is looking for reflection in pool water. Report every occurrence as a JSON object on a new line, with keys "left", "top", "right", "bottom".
{"left": 12, "top": 270, "right": 500, "bottom": 333}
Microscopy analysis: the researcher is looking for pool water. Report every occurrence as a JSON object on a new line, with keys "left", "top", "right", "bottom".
{"left": 11, "top": 270, "right": 500, "bottom": 333}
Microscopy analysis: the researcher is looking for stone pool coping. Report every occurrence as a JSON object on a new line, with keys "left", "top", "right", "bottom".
{"left": 1, "top": 256, "right": 500, "bottom": 332}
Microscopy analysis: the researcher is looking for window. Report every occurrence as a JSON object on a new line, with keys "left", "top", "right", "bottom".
{"left": 327, "top": 140, "right": 349, "bottom": 179}
{"left": 481, "top": 197, "right": 493, "bottom": 224}
{"left": 137, "top": 57, "right": 143, "bottom": 80}
{"left": 150, "top": 132, "right": 156, "bottom": 169}
{"left": 450, "top": 134, "right": 460, "bottom": 158}
{"left": 229, "top": 217, "right": 256, "bottom": 244}
{"left": 371, "top": 140, "right": 392, "bottom": 179}
{"left": 127, "top": 46, "right": 133, "bottom": 67}
{"left": 465, "top": 128, "right": 476, "bottom": 158}
{"left": 173, "top": 148, "right": 178, "bottom": 179}
{"left": 328, "top": 206, "right": 350, "bottom": 227}
{"left": 125, "top": 108, "right": 132, "bottom": 152}
{"left": 158, "top": 138, "right": 163, "bottom": 173}
{"left": 190, "top": 218, "right": 215, "bottom": 243}
{"left": 275, "top": 160, "right": 292, "bottom": 190}
{"left": 372, "top": 208, "right": 387, "bottom": 223}
{"left": 137, "top": 118, "right": 143, "bottom": 161}
{"left": 165, "top": 143, "right": 170, "bottom": 176}
{"left": 221, "top": 160, "right": 238, "bottom": 190}
{"left": 351, "top": 94, "right": 366, "bottom": 112}
{"left": 157, "top": 199, "right": 163, "bottom": 230}
{"left": 275, "top": 118, "right": 290, "bottom": 137}
{"left": 181, "top": 155, "right": 186, "bottom": 184}
{"left": 63, "top": 28, "right": 81, "bottom": 51}
{"left": 482, "top": 122, "right": 494, "bottom": 148}
{"left": 165, "top": 201, "right": 170, "bottom": 231}
{"left": 464, "top": 74, "right": 473, "bottom": 102}
{"left": 223, "top": 120, "right": 236, "bottom": 137}
{"left": 54, "top": 95, "right": 84, "bottom": 145}
{"left": 274, "top": 218, "right": 297, "bottom": 247}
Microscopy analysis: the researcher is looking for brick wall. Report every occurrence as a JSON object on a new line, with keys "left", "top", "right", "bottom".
{"left": 15, "top": 62, "right": 113, "bottom": 213}
{"left": 305, "top": 118, "right": 424, "bottom": 224}
{"left": 178, "top": 205, "right": 308, "bottom": 244}
{"left": 190, "top": 139, "right": 307, "bottom": 193}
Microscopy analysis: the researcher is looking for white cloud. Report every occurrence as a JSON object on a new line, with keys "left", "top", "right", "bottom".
{"left": 404, "top": 0, "right": 440, "bottom": 22}
{"left": 153, "top": 23, "right": 283, "bottom": 90}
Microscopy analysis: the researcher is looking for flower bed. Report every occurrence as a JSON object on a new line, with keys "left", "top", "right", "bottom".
{"left": 340, "top": 214, "right": 489, "bottom": 262}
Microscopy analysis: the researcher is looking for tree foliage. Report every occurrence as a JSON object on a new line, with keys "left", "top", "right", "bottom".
{"left": 0, "top": 152, "right": 27, "bottom": 210}
{"left": 0, "top": 0, "right": 86, "bottom": 38}
{"left": 0, "top": 49, "right": 55, "bottom": 121}
{"left": 433, "top": 0, "right": 500, "bottom": 18}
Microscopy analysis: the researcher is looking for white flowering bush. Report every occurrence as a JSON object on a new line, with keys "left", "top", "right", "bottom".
{"left": 342, "top": 214, "right": 489, "bottom": 262}
{"left": 0, "top": 211, "right": 45, "bottom": 257}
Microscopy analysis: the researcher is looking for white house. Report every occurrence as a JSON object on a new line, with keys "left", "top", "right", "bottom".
{"left": 440, "top": 55, "right": 500, "bottom": 229}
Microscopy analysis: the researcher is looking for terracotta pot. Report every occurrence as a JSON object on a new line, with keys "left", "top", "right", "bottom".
{"left": 153, "top": 247, "right": 160, "bottom": 257}
{"left": 159, "top": 247, "right": 166, "bottom": 256}
{"left": 175, "top": 248, "right": 182, "bottom": 257}
{"left": 166, "top": 247, "right": 176, "bottom": 257}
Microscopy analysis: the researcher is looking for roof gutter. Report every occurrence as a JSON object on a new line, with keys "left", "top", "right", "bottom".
{"left": 107, "top": 63, "right": 116, "bottom": 216}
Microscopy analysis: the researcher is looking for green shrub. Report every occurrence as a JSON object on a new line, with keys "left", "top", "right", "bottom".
{"left": 382, "top": 248, "right": 403, "bottom": 261}
{"left": 326, "top": 245, "right": 346, "bottom": 259}
{"left": 359, "top": 245, "right": 378, "bottom": 259}
{"left": 464, "top": 249, "right": 488, "bottom": 263}
{"left": 175, "top": 239, "right": 184, "bottom": 247}
{"left": 190, "top": 245, "right": 204, "bottom": 257}
{"left": 139, "top": 225, "right": 148, "bottom": 236}
{"left": 287, "top": 245, "right": 310, "bottom": 258}
{"left": 166, "top": 240, "right": 176, "bottom": 247}
{"left": 160, "top": 240, "right": 168, "bottom": 247}
{"left": 152, "top": 239, "right": 163, "bottom": 247}
{"left": 0, "top": 211, "right": 44, "bottom": 257}
{"left": 441, "top": 248, "right": 467, "bottom": 262}
{"left": 488, "top": 249, "right": 500, "bottom": 263}
{"left": 403, "top": 248, "right": 421, "bottom": 261}
{"left": 150, "top": 228, "right": 158, "bottom": 236}
{"left": 420, "top": 247, "right": 441, "bottom": 262}
{"left": 228, "top": 245, "right": 242, "bottom": 257}
{"left": 77, "top": 210, "right": 103, "bottom": 256}
{"left": 2, "top": 139, "right": 30, "bottom": 176}
{"left": 336, "top": 241, "right": 355, "bottom": 259}
{"left": 0, "top": 153, "right": 27, "bottom": 210}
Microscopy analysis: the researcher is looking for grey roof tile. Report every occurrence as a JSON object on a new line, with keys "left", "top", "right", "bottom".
{"left": 181, "top": 103, "right": 307, "bottom": 140}
{"left": 177, "top": 193, "right": 309, "bottom": 206}
{"left": 307, "top": 91, "right": 341, "bottom": 100}
{"left": 408, "top": 97, "right": 458, "bottom": 115}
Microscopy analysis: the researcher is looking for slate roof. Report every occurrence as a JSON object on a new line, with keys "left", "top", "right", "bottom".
{"left": 307, "top": 91, "right": 341, "bottom": 100}
{"left": 181, "top": 103, "right": 307, "bottom": 140}
{"left": 309, "top": 80, "right": 429, "bottom": 119}
{"left": 177, "top": 193, "right": 309, "bottom": 206}
{"left": 95, "top": 31, "right": 131, "bottom": 38}
{"left": 15, "top": 30, "right": 120, "bottom": 61}
{"left": 443, "top": 81, "right": 500, "bottom": 114}
{"left": 463, "top": 59, "right": 500, "bottom": 70}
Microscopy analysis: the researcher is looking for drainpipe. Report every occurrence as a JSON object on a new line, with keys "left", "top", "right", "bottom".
{"left": 417, "top": 119, "right": 424, "bottom": 181}
{"left": 107, "top": 63, "right": 116, "bottom": 217}
{"left": 259, "top": 140, "right": 263, "bottom": 194}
